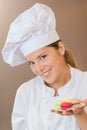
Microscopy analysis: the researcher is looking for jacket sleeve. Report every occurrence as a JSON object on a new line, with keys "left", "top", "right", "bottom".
{"left": 11, "top": 87, "right": 28, "bottom": 130}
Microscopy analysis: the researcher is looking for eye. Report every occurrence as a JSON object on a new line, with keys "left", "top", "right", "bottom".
{"left": 28, "top": 61, "right": 35, "bottom": 66}
{"left": 40, "top": 55, "right": 47, "bottom": 60}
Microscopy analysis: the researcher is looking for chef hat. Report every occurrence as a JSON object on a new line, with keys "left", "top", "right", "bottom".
{"left": 1, "top": 3, "right": 60, "bottom": 67}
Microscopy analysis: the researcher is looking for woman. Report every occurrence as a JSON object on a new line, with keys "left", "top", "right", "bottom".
{"left": 1, "top": 3, "right": 87, "bottom": 130}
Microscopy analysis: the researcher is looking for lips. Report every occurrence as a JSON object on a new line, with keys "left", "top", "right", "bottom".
{"left": 41, "top": 69, "right": 51, "bottom": 77}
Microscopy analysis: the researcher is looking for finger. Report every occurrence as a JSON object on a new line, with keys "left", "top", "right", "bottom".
{"left": 82, "top": 100, "right": 87, "bottom": 105}
{"left": 50, "top": 109, "right": 65, "bottom": 115}
{"left": 71, "top": 107, "right": 83, "bottom": 115}
{"left": 62, "top": 110, "right": 73, "bottom": 115}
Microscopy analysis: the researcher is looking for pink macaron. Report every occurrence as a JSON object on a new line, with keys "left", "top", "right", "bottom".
{"left": 61, "top": 102, "right": 72, "bottom": 110}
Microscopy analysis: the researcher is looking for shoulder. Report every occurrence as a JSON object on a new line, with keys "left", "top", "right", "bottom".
{"left": 71, "top": 67, "right": 87, "bottom": 97}
{"left": 16, "top": 76, "right": 42, "bottom": 96}
{"left": 71, "top": 67, "right": 87, "bottom": 88}
{"left": 71, "top": 67, "right": 87, "bottom": 80}
{"left": 72, "top": 68, "right": 87, "bottom": 92}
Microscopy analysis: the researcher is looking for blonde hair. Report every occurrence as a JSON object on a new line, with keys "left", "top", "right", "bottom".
{"left": 48, "top": 40, "right": 77, "bottom": 68}
{"left": 64, "top": 44, "right": 77, "bottom": 68}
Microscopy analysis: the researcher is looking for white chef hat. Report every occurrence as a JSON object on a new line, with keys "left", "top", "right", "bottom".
{"left": 1, "top": 3, "right": 60, "bottom": 67}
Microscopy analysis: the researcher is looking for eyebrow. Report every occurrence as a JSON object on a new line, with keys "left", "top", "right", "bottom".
{"left": 37, "top": 52, "right": 46, "bottom": 59}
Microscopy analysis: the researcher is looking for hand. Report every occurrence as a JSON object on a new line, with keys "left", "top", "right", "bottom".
{"left": 51, "top": 99, "right": 87, "bottom": 116}
{"left": 51, "top": 106, "right": 85, "bottom": 116}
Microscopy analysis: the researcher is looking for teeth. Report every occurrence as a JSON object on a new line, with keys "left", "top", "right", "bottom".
{"left": 42, "top": 70, "right": 50, "bottom": 76}
{"left": 43, "top": 72, "right": 49, "bottom": 76}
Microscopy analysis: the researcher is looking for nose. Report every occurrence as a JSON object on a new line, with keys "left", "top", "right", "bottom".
{"left": 34, "top": 62, "right": 45, "bottom": 74}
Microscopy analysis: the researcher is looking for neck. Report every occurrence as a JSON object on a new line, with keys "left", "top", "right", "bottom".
{"left": 45, "top": 65, "right": 71, "bottom": 91}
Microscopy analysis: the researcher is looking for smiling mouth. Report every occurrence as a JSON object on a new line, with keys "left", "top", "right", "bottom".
{"left": 41, "top": 69, "right": 51, "bottom": 77}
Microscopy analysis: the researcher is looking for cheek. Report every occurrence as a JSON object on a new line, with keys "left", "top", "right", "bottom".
{"left": 45, "top": 58, "right": 56, "bottom": 66}
{"left": 48, "top": 56, "right": 59, "bottom": 65}
{"left": 43, "top": 60, "right": 53, "bottom": 66}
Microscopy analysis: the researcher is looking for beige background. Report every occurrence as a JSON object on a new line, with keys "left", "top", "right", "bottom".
{"left": 0, "top": 0, "right": 87, "bottom": 130}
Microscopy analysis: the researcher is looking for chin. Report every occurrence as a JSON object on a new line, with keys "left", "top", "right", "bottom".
{"left": 44, "top": 79, "right": 55, "bottom": 86}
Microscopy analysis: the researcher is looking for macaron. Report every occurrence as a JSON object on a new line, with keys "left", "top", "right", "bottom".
{"left": 61, "top": 102, "right": 72, "bottom": 110}
{"left": 71, "top": 99, "right": 80, "bottom": 104}
{"left": 54, "top": 98, "right": 72, "bottom": 111}
{"left": 54, "top": 100, "right": 63, "bottom": 110}
{"left": 54, "top": 98, "right": 86, "bottom": 111}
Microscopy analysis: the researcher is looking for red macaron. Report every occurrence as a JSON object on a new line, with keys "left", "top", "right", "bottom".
{"left": 61, "top": 102, "right": 72, "bottom": 110}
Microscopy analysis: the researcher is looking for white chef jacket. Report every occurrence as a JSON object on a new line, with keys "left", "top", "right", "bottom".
{"left": 12, "top": 66, "right": 87, "bottom": 130}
